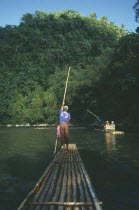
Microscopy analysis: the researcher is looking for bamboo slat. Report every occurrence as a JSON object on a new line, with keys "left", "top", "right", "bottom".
{"left": 75, "top": 149, "right": 102, "bottom": 210}
{"left": 41, "top": 164, "right": 61, "bottom": 210}
{"left": 30, "top": 202, "right": 94, "bottom": 206}
{"left": 71, "top": 151, "right": 77, "bottom": 203}
{"left": 17, "top": 152, "right": 61, "bottom": 210}
{"left": 33, "top": 153, "right": 63, "bottom": 210}
{"left": 58, "top": 162, "right": 68, "bottom": 210}
{"left": 67, "top": 161, "right": 72, "bottom": 201}
{"left": 49, "top": 162, "right": 65, "bottom": 210}
{"left": 18, "top": 144, "right": 102, "bottom": 210}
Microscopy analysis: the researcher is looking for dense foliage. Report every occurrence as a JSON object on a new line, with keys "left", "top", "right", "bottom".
{"left": 0, "top": 10, "right": 139, "bottom": 126}
{"left": 134, "top": 0, "right": 139, "bottom": 22}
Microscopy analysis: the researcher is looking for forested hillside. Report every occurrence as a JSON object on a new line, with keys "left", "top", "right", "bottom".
{"left": 0, "top": 10, "right": 139, "bottom": 126}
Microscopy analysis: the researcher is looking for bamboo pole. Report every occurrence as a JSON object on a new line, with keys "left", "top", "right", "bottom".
{"left": 58, "top": 160, "right": 68, "bottom": 210}
{"left": 19, "top": 145, "right": 102, "bottom": 210}
{"left": 67, "top": 160, "right": 72, "bottom": 200}
{"left": 18, "top": 153, "right": 62, "bottom": 210}
{"left": 67, "top": 144, "right": 94, "bottom": 210}
{"left": 74, "top": 160, "right": 85, "bottom": 202}
{"left": 28, "top": 152, "right": 63, "bottom": 210}
{"left": 54, "top": 67, "right": 71, "bottom": 155}
{"left": 54, "top": 137, "right": 58, "bottom": 154}
{"left": 30, "top": 202, "right": 95, "bottom": 206}
{"left": 29, "top": 164, "right": 55, "bottom": 210}
{"left": 75, "top": 152, "right": 93, "bottom": 210}
{"left": 71, "top": 150, "right": 79, "bottom": 210}
{"left": 71, "top": 162, "right": 77, "bottom": 202}
{"left": 76, "top": 150, "right": 102, "bottom": 210}
{"left": 62, "top": 66, "right": 71, "bottom": 105}
{"left": 49, "top": 161, "right": 65, "bottom": 210}
{"left": 74, "top": 162, "right": 85, "bottom": 210}
{"left": 41, "top": 163, "right": 62, "bottom": 210}
{"left": 66, "top": 159, "right": 72, "bottom": 210}
{"left": 34, "top": 152, "right": 63, "bottom": 210}
{"left": 87, "top": 109, "right": 99, "bottom": 119}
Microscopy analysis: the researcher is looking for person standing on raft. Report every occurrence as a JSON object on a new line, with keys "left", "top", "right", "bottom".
{"left": 59, "top": 104, "right": 71, "bottom": 153}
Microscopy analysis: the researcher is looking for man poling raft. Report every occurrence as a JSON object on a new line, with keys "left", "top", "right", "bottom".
{"left": 59, "top": 104, "right": 71, "bottom": 153}
{"left": 86, "top": 110, "right": 124, "bottom": 134}
{"left": 54, "top": 67, "right": 71, "bottom": 154}
{"left": 87, "top": 109, "right": 103, "bottom": 129}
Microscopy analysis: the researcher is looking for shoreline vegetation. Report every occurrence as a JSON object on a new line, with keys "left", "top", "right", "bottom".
{"left": 0, "top": 123, "right": 139, "bottom": 131}
{"left": 0, "top": 123, "right": 94, "bottom": 128}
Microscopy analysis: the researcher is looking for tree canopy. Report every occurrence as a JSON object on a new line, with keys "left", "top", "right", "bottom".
{"left": 133, "top": 0, "right": 139, "bottom": 32}
{"left": 0, "top": 10, "right": 139, "bottom": 126}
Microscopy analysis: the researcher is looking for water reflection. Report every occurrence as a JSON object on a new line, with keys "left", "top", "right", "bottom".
{"left": 105, "top": 132, "right": 116, "bottom": 154}
{"left": 0, "top": 128, "right": 139, "bottom": 210}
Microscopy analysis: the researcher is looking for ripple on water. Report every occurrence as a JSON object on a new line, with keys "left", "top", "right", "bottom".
{"left": 0, "top": 128, "right": 139, "bottom": 210}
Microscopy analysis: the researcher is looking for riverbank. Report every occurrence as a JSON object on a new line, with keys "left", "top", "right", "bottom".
{"left": 0, "top": 123, "right": 94, "bottom": 128}
{"left": 0, "top": 123, "right": 139, "bottom": 132}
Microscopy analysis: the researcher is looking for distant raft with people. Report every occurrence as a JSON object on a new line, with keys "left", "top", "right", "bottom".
{"left": 94, "top": 121, "right": 124, "bottom": 134}
{"left": 86, "top": 110, "right": 124, "bottom": 134}
{"left": 17, "top": 144, "right": 102, "bottom": 210}
{"left": 110, "top": 131, "right": 124, "bottom": 134}
{"left": 104, "top": 121, "right": 124, "bottom": 134}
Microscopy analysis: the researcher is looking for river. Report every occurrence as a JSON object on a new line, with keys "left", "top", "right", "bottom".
{"left": 0, "top": 127, "right": 139, "bottom": 210}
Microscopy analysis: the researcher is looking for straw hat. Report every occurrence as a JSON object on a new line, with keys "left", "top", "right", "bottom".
{"left": 63, "top": 106, "right": 68, "bottom": 111}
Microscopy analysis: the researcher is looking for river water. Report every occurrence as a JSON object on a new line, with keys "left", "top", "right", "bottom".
{"left": 0, "top": 127, "right": 139, "bottom": 210}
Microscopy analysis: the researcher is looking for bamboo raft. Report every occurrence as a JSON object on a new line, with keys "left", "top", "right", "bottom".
{"left": 18, "top": 144, "right": 102, "bottom": 210}
{"left": 110, "top": 131, "right": 124, "bottom": 134}
{"left": 94, "top": 129, "right": 124, "bottom": 134}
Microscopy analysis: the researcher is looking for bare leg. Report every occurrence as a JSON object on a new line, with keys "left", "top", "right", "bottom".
{"left": 60, "top": 126, "right": 65, "bottom": 150}
{"left": 64, "top": 124, "right": 69, "bottom": 151}
{"left": 60, "top": 123, "right": 69, "bottom": 152}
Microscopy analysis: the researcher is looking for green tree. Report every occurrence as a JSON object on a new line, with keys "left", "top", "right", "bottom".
{"left": 133, "top": 0, "right": 139, "bottom": 32}
{"left": 0, "top": 10, "right": 131, "bottom": 125}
